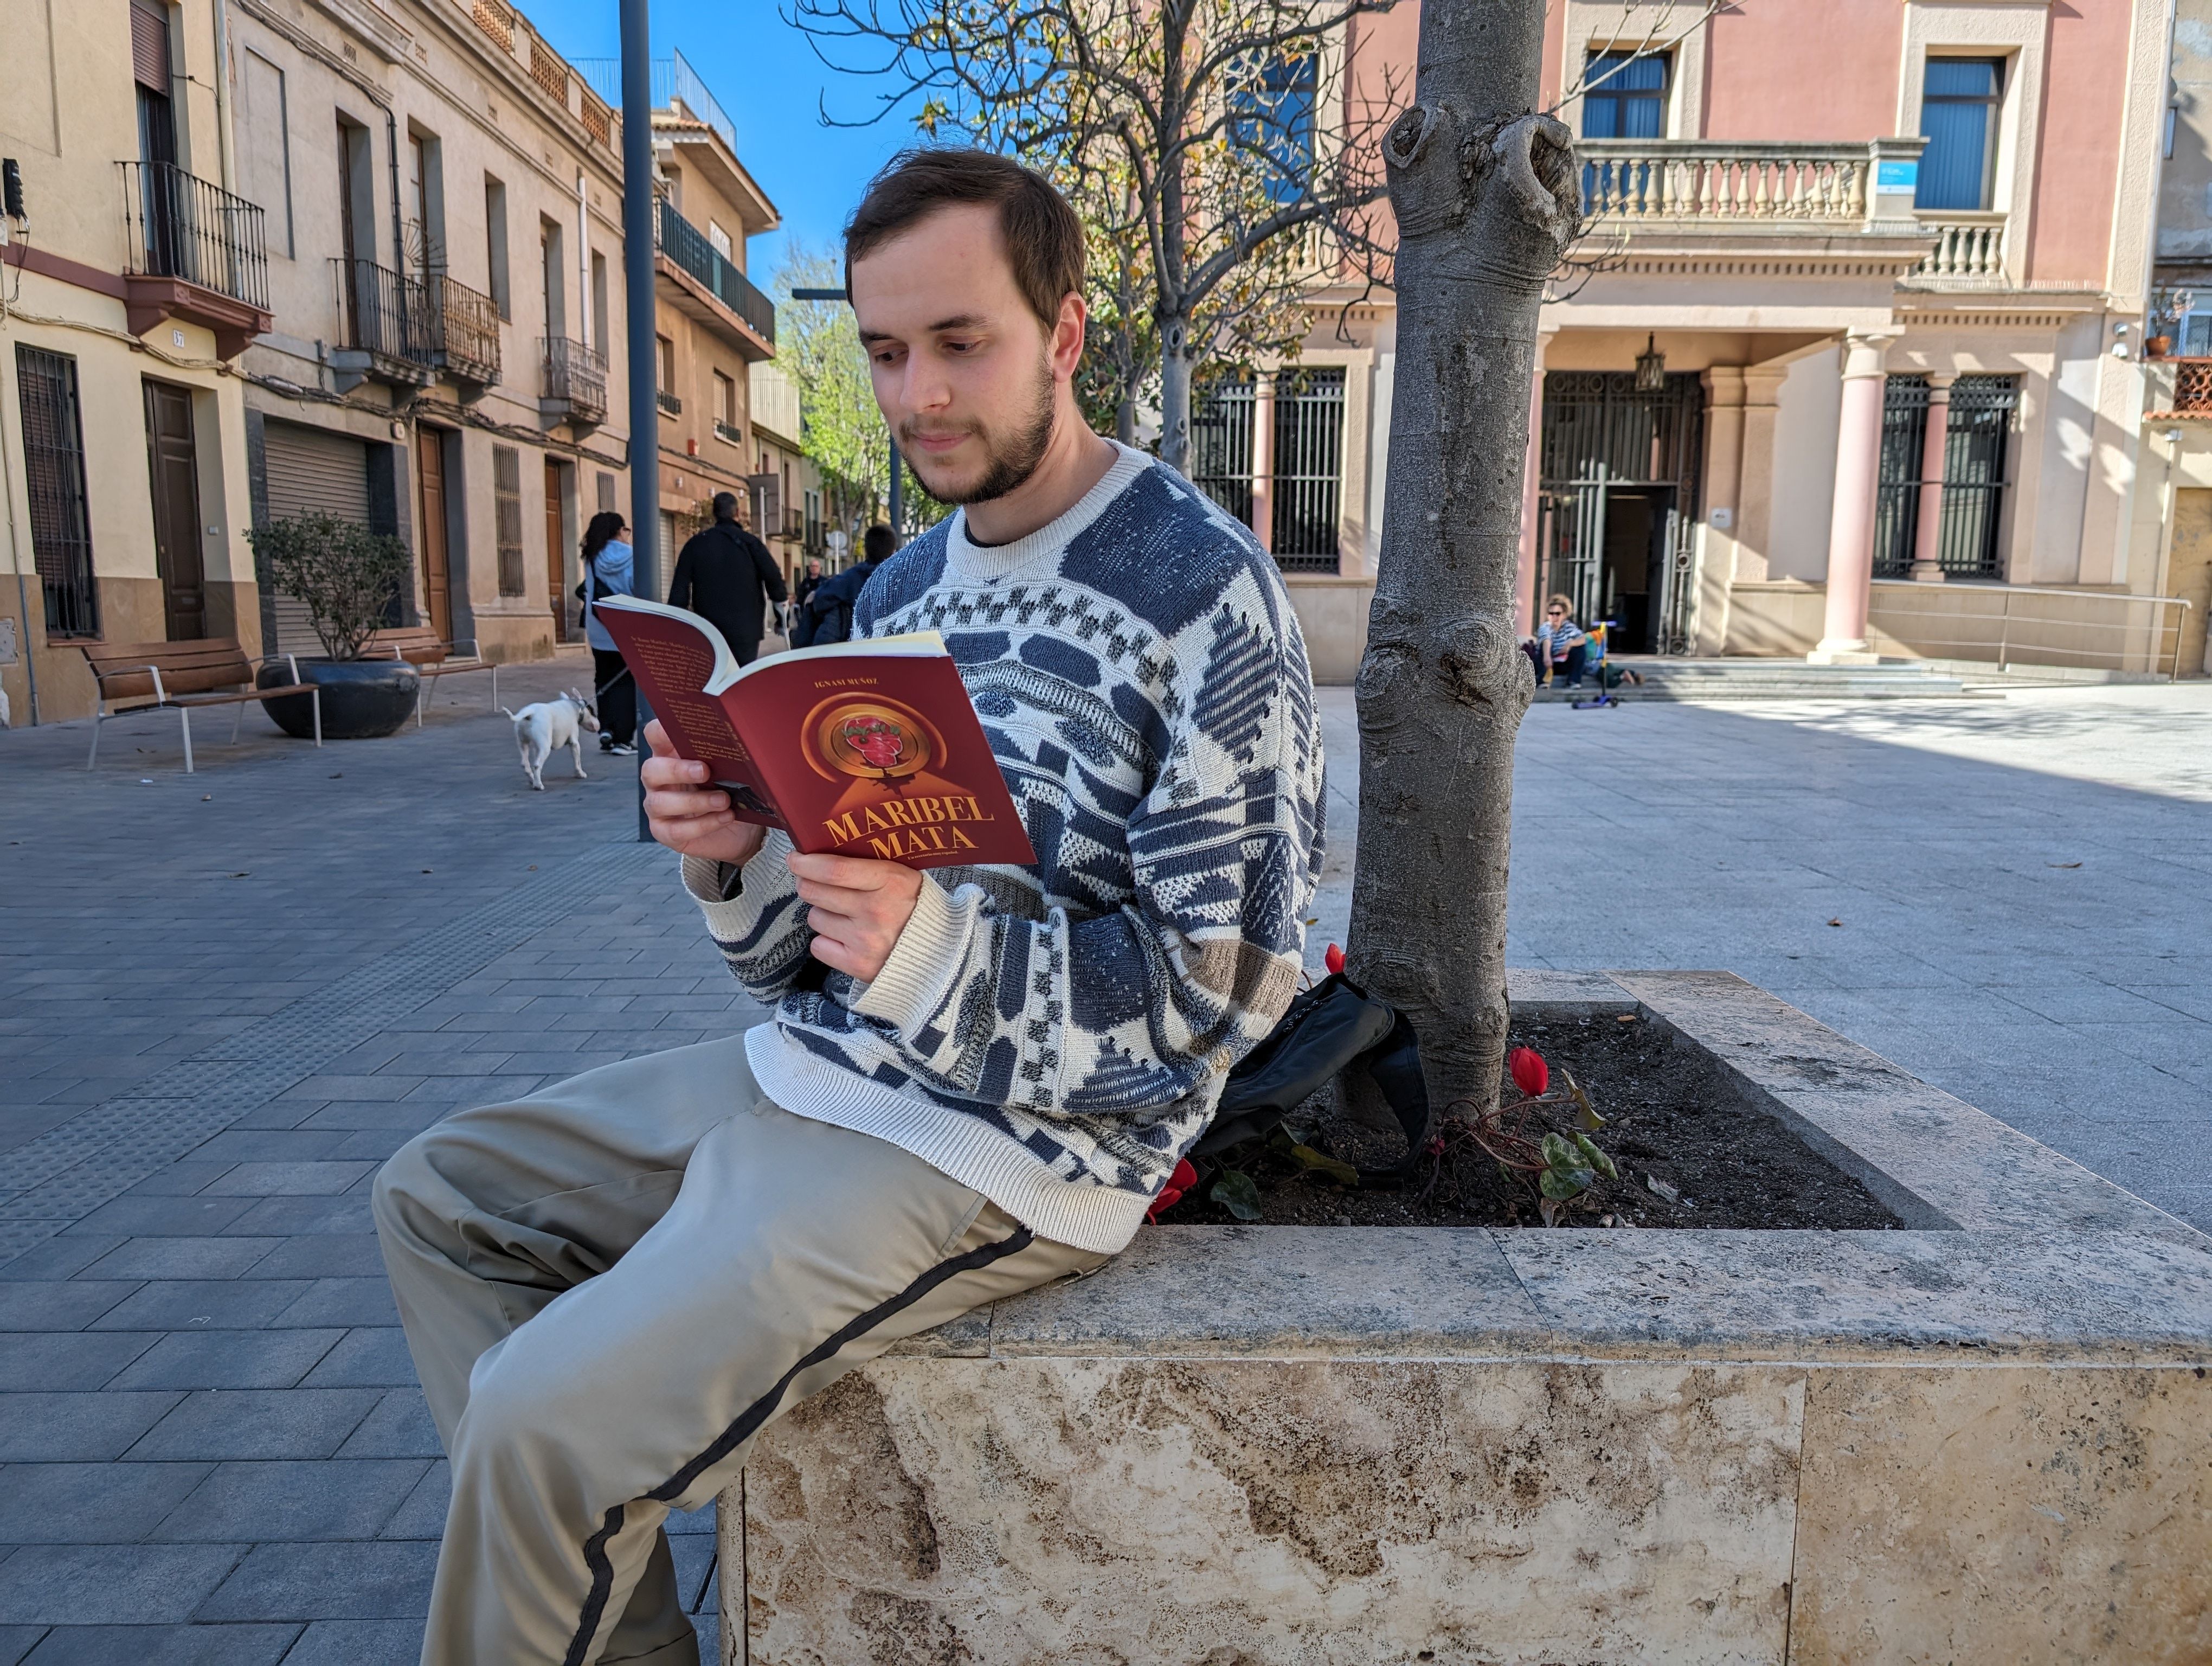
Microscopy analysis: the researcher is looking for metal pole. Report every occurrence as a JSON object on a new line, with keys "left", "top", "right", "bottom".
{"left": 620, "top": 0, "right": 658, "bottom": 839}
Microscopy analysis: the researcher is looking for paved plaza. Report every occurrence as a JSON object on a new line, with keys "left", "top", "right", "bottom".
{"left": 2, "top": 658, "right": 2208, "bottom": 1661}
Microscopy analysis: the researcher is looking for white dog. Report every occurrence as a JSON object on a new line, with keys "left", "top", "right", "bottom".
{"left": 505, "top": 691, "right": 600, "bottom": 790}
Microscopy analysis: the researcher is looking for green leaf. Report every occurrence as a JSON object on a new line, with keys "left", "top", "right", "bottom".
{"left": 1573, "top": 1131, "right": 1619, "bottom": 1180}
{"left": 1212, "top": 1170, "right": 1264, "bottom": 1222}
{"left": 1540, "top": 1167, "right": 1594, "bottom": 1201}
{"left": 1287, "top": 1144, "right": 1359, "bottom": 1186}
{"left": 1540, "top": 1132, "right": 1578, "bottom": 1172}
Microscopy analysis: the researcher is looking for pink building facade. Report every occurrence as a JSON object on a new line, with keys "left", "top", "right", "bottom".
{"left": 1263, "top": 0, "right": 2182, "bottom": 680}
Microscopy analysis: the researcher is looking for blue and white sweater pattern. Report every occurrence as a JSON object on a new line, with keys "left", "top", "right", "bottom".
{"left": 681, "top": 443, "right": 1324, "bottom": 1253}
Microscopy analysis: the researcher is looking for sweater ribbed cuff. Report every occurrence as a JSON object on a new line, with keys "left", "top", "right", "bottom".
{"left": 679, "top": 834, "right": 792, "bottom": 946}
{"left": 851, "top": 873, "right": 969, "bottom": 1036}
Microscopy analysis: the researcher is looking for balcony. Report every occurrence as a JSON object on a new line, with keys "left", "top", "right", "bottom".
{"left": 119, "top": 161, "right": 273, "bottom": 358}
{"left": 713, "top": 417, "right": 742, "bottom": 446}
{"left": 1568, "top": 137, "right": 1938, "bottom": 298}
{"left": 657, "top": 388, "right": 683, "bottom": 416}
{"left": 2147, "top": 357, "right": 2212, "bottom": 418}
{"left": 1906, "top": 212, "right": 2009, "bottom": 287}
{"left": 541, "top": 336, "right": 607, "bottom": 427}
{"left": 327, "top": 258, "right": 434, "bottom": 390}
{"left": 426, "top": 274, "right": 501, "bottom": 389}
{"left": 654, "top": 198, "right": 775, "bottom": 360}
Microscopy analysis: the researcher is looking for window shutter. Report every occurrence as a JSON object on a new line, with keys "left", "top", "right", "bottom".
{"left": 131, "top": 0, "right": 172, "bottom": 92}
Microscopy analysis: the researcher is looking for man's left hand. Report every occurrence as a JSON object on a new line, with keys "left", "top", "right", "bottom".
{"left": 788, "top": 851, "right": 924, "bottom": 982}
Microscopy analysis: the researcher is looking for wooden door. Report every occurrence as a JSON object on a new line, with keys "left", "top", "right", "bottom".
{"left": 418, "top": 431, "right": 452, "bottom": 643}
{"left": 2172, "top": 489, "right": 2212, "bottom": 678}
{"left": 142, "top": 380, "right": 206, "bottom": 641}
{"left": 544, "top": 457, "right": 567, "bottom": 641}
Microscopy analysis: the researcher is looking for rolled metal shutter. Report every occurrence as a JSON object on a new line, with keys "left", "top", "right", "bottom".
{"left": 131, "top": 0, "right": 171, "bottom": 91}
{"left": 260, "top": 421, "right": 372, "bottom": 655}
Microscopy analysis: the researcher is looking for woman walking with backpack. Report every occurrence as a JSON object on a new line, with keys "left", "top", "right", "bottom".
{"left": 579, "top": 511, "right": 638, "bottom": 755}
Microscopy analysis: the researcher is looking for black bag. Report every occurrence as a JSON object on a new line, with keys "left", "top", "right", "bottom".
{"left": 1194, "top": 972, "right": 1432, "bottom": 1184}
{"left": 576, "top": 559, "right": 608, "bottom": 633}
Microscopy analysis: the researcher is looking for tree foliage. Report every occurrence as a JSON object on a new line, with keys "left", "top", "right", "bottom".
{"left": 246, "top": 512, "right": 412, "bottom": 661}
{"left": 788, "top": 0, "right": 1403, "bottom": 467}
{"left": 774, "top": 246, "right": 950, "bottom": 544}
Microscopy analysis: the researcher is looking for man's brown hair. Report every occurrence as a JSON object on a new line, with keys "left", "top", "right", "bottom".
{"left": 844, "top": 149, "right": 1085, "bottom": 336}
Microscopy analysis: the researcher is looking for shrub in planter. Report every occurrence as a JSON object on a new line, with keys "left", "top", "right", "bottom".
{"left": 246, "top": 511, "right": 421, "bottom": 739}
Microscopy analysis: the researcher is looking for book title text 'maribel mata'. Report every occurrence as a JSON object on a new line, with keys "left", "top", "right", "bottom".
{"left": 594, "top": 594, "right": 1037, "bottom": 872}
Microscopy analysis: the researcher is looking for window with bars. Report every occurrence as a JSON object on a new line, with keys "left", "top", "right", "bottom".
{"left": 1187, "top": 370, "right": 1345, "bottom": 569}
{"left": 1270, "top": 368, "right": 1345, "bottom": 569}
{"left": 493, "top": 445, "right": 526, "bottom": 596}
{"left": 1873, "top": 374, "right": 2017, "bottom": 579}
{"left": 14, "top": 346, "right": 101, "bottom": 638}
{"left": 1189, "top": 376, "right": 1256, "bottom": 527}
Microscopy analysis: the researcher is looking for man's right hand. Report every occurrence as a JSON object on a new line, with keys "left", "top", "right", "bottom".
{"left": 642, "top": 721, "right": 768, "bottom": 868}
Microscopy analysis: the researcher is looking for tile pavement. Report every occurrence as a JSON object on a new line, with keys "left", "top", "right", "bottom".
{"left": 3, "top": 657, "right": 744, "bottom": 1663}
{"left": 4, "top": 655, "right": 2208, "bottom": 1661}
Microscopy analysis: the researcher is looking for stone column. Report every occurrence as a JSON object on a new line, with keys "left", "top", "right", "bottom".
{"left": 1516, "top": 330, "right": 1556, "bottom": 635}
{"left": 1908, "top": 372, "right": 1957, "bottom": 583}
{"left": 1731, "top": 365, "right": 1789, "bottom": 584}
{"left": 1249, "top": 373, "right": 1277, "bottom": 551}
{"left": 1696, "top": 368, "right": 1747, "bottom": 654}
{"left": 1811, "top": 331, "right": 1898, "bottom": 663}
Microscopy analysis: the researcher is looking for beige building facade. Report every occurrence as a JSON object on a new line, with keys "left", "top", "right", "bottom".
{"left": 575, "top": 55, "right": 781, "bottom": 585}
{"left": 2, "top": 0, "right": 272, "bottom": 723}
{"left": 228, "top": 0, "right": 632, "bottom": 667}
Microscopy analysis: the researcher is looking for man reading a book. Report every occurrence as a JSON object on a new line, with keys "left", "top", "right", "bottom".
{"left": 374, "top": 147, "right": 1325, "bottom": 1666}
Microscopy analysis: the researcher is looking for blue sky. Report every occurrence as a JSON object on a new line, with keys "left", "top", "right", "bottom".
{"left": 524, "top": 0, "right": 919, "bottom": 273}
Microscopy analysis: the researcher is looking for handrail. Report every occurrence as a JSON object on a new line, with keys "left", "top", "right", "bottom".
{"left": 1868, "top": 580, "right": 2194, "bottom": 680}
{"left": 654, "top": 198, "right": 776, "bottom": 347}
{"left": 120, "top": 160, "right": 269, "bottom": 310}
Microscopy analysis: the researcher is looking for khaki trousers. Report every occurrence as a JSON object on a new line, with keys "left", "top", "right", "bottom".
{"left": 372, "top": 1029, "right": 1106, "bottom": 1666}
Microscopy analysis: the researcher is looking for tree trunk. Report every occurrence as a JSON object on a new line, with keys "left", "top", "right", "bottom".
{"left": 1347, "top": 0, "right": 1578, "bottom": 1117}
{"left": 1159, "top": 318, "right": 1193, "bottom": 474}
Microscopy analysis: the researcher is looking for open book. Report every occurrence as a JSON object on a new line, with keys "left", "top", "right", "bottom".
{"left": 594, "top": 593, "right": 1037, "bottom": 870}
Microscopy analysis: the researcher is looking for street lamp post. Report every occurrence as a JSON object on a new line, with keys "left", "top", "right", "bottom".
{"left": 620, "top": 0, "right": 657, "bottom": 838}
{"left": 789, "top": 285, "right": 903, "bottom": 545}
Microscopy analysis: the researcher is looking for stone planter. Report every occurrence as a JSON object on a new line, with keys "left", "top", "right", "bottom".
{"left": 256, "top": 657, "right": 419, "bottom": 740}
{"left": 719, "top": 971, "right": 2212, "bottom": 1665}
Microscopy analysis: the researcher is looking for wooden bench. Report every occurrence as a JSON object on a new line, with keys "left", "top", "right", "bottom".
{"left": 80, "top": 639, "right": 319, "bottom": 772}
{"left": 363, "top": 627, "right": 500, "bottom": 726}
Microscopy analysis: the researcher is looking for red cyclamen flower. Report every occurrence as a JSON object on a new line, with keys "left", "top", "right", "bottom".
{"left": 1145, "top": 1158, "right": 1200, "bottom": 1223}
{"left": 1508, "top": 1046, "right": 1548, "bottom": 1097}
{"left": 1323, "top": 943, "right": 1346, "bottom": 976}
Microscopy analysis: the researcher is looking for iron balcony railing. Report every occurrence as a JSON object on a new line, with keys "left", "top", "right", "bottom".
{"left": 328, "top": 258, "right": 435, "bottom": 372}
{"left": 576, "top": 49, "right": 736, "bottom": 154}
{"left": 542, "top": 337, "right": 607, "bottom": 423}
{"left": 654, "top": 200, "right": 776, "bottom": 347}
{"left": 713, "top": 417, "right": 742, "bottom": 446}
{"left": 427, "top": 274, "right": 501, "bottom": 385}
{"left": 120, "top": 160, "right": 269, "bottom": 310}
{"left": 657, "top": 387, "right": 682, "bottom": 416}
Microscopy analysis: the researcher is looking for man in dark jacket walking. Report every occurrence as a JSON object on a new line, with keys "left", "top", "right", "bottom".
{"left": 801, "top": 523, "right": 894, "bottom": 646}
{"left": 667, "top": 492, "right": 788, "bottom": 663}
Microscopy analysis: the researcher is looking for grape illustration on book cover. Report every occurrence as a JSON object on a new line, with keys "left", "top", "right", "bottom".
{"left": 592, "top": 594, "right": 1037, "bottom": 871}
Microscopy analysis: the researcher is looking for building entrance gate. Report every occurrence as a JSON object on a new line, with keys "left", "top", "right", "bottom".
{"left": 1536, "top": 370, "right": 1704, "bottom": 655}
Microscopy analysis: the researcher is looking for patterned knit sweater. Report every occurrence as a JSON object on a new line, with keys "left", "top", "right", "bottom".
{"left": 681, "top": 441, "right": 1325, "bottom": 1253}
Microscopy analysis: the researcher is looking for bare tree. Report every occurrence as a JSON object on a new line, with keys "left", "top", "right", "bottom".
{"left": 1347, "top": 0, "right": 1580, "bottom": 1117}
{"left": 789, "top": 0, "right": 1404, "bottom": 470}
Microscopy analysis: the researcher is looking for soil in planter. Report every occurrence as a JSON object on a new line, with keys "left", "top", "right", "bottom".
{"left": 1166, "top": 1010, "right": 1906, "bottom": 1231}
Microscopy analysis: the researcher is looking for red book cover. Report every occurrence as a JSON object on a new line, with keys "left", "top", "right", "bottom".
{"left": 594, "top": 594, "right": 1037, "bottom": 871}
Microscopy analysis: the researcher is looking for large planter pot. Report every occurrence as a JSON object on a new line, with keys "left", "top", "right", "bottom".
{"left": 258, "top": 657, "right": 420, "bottom": 740}
{"left": 724, "top": 972, "right": 2212, "bottom": 1665}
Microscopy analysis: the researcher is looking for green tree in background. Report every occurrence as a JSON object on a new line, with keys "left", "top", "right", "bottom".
{"left": 775, "top": 246, "right": 948, "bottom": 546}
